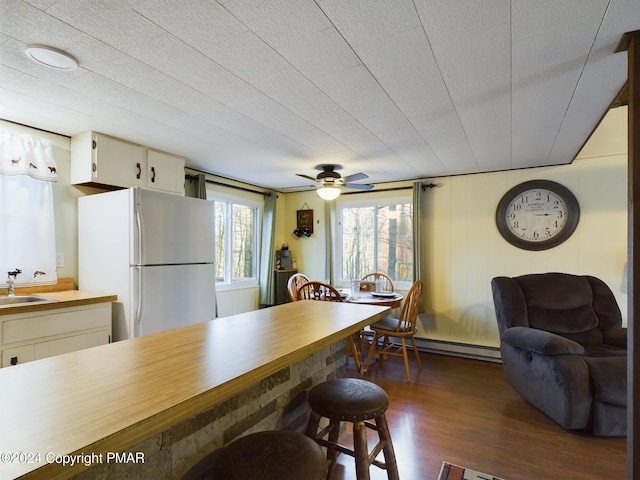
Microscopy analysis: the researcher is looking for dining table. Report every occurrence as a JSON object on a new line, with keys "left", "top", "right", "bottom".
{"left": 337, "top": 289, "right": 403, "bottom": 371}
{"left": 340, "top": 289, "right": 403, "bottom": 309}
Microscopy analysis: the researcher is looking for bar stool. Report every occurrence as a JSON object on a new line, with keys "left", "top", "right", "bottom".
{"left": 182, "top": 430, "right": 326, "bottom": 480}
{"left": 305, "top": 378, "right": 399, "bottom": 480}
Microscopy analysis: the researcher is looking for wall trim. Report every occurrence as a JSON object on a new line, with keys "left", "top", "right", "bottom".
{"left": 414, "top": 337, "right": 502, "bottom": 363}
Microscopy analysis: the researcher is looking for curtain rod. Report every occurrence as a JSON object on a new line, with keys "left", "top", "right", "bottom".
{"left": 185, "top": 174, "right": 272, "bottom": 196}
{"left": 341, "top": 183, "right": 437, "bottom": 195}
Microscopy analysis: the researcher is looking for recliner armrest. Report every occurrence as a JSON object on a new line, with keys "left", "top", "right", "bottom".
{"left": 501, "top": 326, "right": 585, "bottom": 355}
{"left": 603, "top": 327, "right": 627, "bottom": 348}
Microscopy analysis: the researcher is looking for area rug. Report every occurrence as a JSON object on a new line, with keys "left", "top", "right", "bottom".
{"left": 438, "top": 461, "right": 505, "bottom": 480}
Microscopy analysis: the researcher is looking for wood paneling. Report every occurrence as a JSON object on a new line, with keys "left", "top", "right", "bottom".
{"left": 420, "top": 141, "right": 628, "bottom": 349}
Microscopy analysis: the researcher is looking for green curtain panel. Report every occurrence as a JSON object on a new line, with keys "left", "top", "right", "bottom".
{"left": 259, "top": 191, "right": 277, "bottom": 305}
{"left": 196, "top": 173, "right": 207, "bottom": 199}
{"left": 412, "top": 181, "right": 423, "bottom": 283}
{"left": 324, "top": 200, "right": 336, "bottom": 283}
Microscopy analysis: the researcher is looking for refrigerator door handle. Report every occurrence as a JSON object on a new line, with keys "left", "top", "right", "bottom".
{"left": 134, "top": 265, "right": 143, "bottom": 335}
{"left": 135, "top": 206, "right": 144, "bottom": 266}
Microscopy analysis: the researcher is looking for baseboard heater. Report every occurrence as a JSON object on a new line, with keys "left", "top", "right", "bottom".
{"left": 413, "top": 337, "right": 502, "bottom": 363}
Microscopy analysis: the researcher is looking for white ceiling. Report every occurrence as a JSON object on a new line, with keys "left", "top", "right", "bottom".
{"left": 0, "top": 1, "right": 637, "bottom": 192}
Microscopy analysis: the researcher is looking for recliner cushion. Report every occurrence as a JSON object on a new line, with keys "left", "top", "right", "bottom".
{"left": 526, "top": 305, "right": 599, "bottom": 335}
{"left": 517, "top": 274, "right": 601, "bottom": 337}
{"left": 584, "top": 356, "right": 627, "bottom": 406}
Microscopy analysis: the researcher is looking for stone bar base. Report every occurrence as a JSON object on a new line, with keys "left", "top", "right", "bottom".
{"left": 76, "top": 340, "right": 347, "bottom": 479}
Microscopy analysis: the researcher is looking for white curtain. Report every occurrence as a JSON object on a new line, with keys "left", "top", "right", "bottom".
{"left": 0, "top": 130, "right": 58, "bottom": 288}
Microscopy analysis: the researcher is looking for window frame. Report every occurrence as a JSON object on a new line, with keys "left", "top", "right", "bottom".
{"left": 334, "top": 192, "right": 414, "bottom": 291}
{"left": 207, "top": 190, "right": 262, "bottom": 292}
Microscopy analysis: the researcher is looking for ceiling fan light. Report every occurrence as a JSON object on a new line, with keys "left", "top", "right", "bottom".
{"left": 317, "top": 186, "right": 341, "bottom": 200}
{"left": 25, "top": 45, "right": 78, "bottom": 70}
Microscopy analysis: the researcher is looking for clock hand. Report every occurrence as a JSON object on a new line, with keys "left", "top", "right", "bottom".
{"left": 535, "top": 213, "right": 551, "bottom": 216}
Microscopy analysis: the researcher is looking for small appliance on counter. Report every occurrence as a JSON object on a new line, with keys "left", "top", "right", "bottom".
{"left": 275, "top": 248, "right": 292, "bottom": 270}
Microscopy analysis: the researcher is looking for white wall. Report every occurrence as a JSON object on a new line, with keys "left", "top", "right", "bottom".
{"left": 285, "top": 107, "right": 629, "bottom": 351}
{"left": 277, "top": 191, "right": 329, "bottom": 281}
{"left": 419, "top": 106, "right": 628, "bottom": 349}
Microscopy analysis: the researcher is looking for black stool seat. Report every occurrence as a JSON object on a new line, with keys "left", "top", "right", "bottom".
{"left": 183, "top": 430, "right": 326, "bottom": 480}
{"left": 305, "top": 378, "right": 399, "bottom": 480}
{"left": 308, "top": 377, "right": 389, "bottom": 421}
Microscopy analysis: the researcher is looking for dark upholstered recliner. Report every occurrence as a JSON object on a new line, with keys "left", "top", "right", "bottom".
{"left": 491, "top": 273, "right": 627, "bottom": 436}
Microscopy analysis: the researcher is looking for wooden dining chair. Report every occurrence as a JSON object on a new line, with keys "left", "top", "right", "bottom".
{"left": 296, "top": 280, "right": 342, "bottom": 302}
{"left": 297, "top": 281, "right": 362, "bottom": 372}
{"left": 361, "top": 272, "right": 394, "bottom": 292}
{"left": 364, "top": 279, "right": 423, "bottom": 380}
{"left": 287, "top": 273, "right": 310, "bottom": 302}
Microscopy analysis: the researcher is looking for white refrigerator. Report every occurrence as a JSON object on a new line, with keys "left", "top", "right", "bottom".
{"left": 78, "top": 187, "right": 216, "bottom": 341}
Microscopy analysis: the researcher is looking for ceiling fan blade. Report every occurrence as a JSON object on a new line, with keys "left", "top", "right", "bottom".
{"left": 280, "top": 184, "right": 318, "bottom": 191}
{"left": 296, "top": 173, "right": 319, "bottom": 182}
{"left": 344, "top": 183, "right": 374, "bottom": 190}
{"left": 342, "top": 172, "right": 368, "bottom": 183}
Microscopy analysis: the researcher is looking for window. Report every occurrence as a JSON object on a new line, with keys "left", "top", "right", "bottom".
{"left": 208, "top": 191, "right": 261, "bottom": 289}
{"left": 336, "top": 195, "right": 413, "bottom": 289}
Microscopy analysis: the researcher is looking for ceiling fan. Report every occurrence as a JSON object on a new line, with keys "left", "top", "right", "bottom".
{"left": 296, "top": 164, "right": 373, "bottom": 200}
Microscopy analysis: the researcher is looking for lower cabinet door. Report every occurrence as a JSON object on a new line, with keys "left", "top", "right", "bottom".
{"left": 2, "top": 345, "right": 35, "bottom": 367}
{"left": 34, "top": 334, "right": 91, "bottom": 360}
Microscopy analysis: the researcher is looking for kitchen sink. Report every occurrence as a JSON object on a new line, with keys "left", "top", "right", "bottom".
{"left": 0, "top": 295, "right": 57, "bottom": 305}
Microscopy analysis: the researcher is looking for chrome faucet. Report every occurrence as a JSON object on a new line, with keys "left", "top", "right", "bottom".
{"left": 6, "top": 269, "right": 21, "bottom": 297}
{"left": 6, "top": 277, "right": 15, "bottom": 297}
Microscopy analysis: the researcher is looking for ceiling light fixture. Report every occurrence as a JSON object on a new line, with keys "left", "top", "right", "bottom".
{"left": 25, "top": 45, "right": 78, "bottom": 70}
{"left": 317, "top": 186, "right": 341, "bottom": 201}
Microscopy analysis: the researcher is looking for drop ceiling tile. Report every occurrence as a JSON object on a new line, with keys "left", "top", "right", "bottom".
{"left": 132, "top": 0, "right": 248, "bottom": 45}
{"left": 318, "top": 0, "right": 422, "bottom": 46}
{"left": 313, "top": 64, "right": 383, "bottom": 105}
{"left": 223, "top": 0, "right": 331, "bottom": 47}
{"left": 409, "top": 112, "right": 477, "bottom": 173}
{"left": 44, "top": 0, "right": 163, "bottom": 51}
{"left": 205, "top": 31, "right": 291, "bottom": 81}
{"left": 414, "top": 0, "right": 508, "bottom": 47}
{"left": 276, "top": 28, "right": 361, "bottom": 78}
{"left": 0, "top": 0, "right": 79, "bottom": 51}
{"left": 127, "top": 70, "right": 204, "bottom": 107}
{"left": 352, "top": 26, "right": 434, "bottom": 83}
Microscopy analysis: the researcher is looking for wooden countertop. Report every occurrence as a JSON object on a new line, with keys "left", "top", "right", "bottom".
{"left": 0, "top": 290, "right": 118, "bottom": 316}
{"left": 0, "top": 300, "right": 389, "bottom": 479}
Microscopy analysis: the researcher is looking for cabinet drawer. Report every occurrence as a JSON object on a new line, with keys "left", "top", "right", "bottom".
{"left": 34, "top": 332, "right": 108, "bottom": 360}
{"left": 2, "top": 305, "right": 110, "bottom": 344}
{"left": 2, "top": 345, "right": 35, "bottom": 367}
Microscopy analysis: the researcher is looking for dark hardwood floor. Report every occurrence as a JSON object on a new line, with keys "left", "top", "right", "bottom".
{"left": 332, "top": 352, "right": 626, "bottom": 480}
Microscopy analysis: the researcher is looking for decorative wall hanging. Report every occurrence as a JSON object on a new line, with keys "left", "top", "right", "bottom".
{"left": 294, "top": 203, "right": 313, "bottom": 237}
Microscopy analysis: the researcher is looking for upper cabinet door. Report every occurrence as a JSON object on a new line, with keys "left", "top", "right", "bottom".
{"left": 147, "top": 150, "right": 185, "bottom": 195}
{"left": 94, "top": 134, "right": 146, "bottom": 188}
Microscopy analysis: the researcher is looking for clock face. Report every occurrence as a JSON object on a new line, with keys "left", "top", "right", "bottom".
{"left": 496, "top": 180, "right": 580, "bottom": 251}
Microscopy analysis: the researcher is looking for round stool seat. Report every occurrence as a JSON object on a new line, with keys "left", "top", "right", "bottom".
{"left": 308, "top": 377, "right": 389, "bottom": 422}
{"left": 212, "top": 430, "right": 326, "bottom": 480}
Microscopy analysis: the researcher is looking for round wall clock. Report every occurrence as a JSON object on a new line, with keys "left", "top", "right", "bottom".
{"left": 495, "top": 180, "right": 580, "bottom": 251}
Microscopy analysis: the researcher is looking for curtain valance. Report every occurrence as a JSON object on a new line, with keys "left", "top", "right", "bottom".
{"left": 0, "top": 130, "right": 57, "bottom": 181}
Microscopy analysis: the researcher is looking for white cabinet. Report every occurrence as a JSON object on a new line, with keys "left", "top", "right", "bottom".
{"left": 71, "top": 131, "right": 185, "bottom": 195}
{"left": 147, "top": 149, "right": 186, "bottom": 194}
{"left": 0, "top": 303, "right": 112, "bottom": 367}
